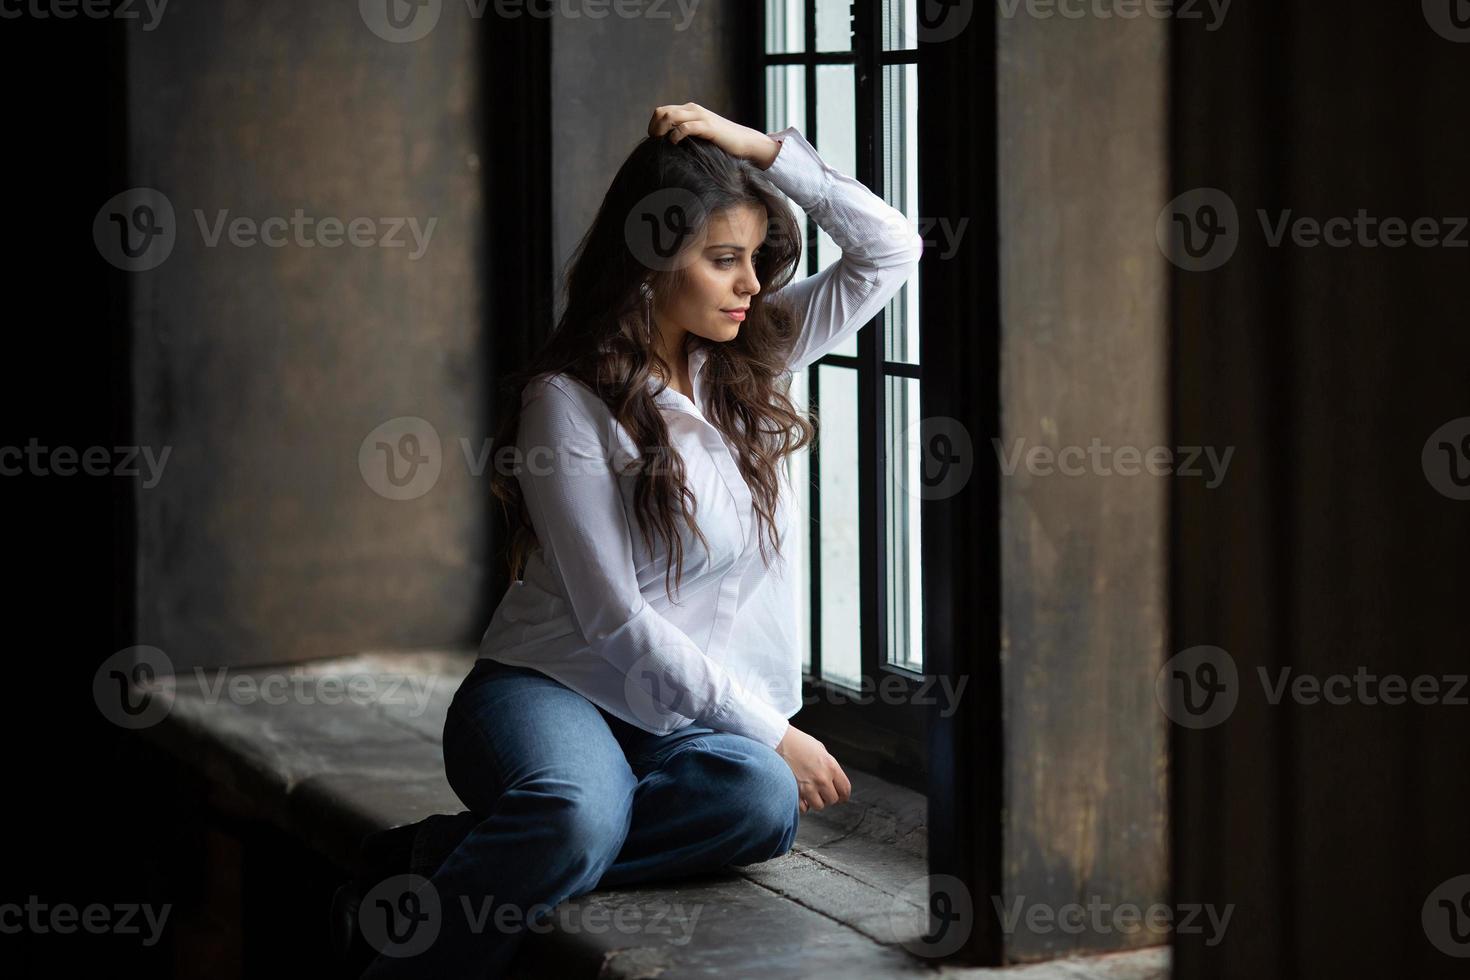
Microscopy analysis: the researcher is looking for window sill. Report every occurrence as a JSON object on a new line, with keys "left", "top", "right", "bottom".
{"left": 132, "top": 650, "right": 1167, "bottom": 977}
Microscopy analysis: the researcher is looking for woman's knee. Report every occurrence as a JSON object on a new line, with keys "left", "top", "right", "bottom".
{"left": 451, "top": 778, "right": 634, "bottom": 892}
{"left": 690, "top": 745, "right": 800, "bottom": 864}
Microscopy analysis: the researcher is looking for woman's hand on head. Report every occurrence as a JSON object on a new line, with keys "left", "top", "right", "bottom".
{"left": 648, "top": 102, "right": 782, "bottom": 170}
{"left": 775, "top": 724, "right": 852, "bottom": 815}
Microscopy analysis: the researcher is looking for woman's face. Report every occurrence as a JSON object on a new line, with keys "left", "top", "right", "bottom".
{"left": 657, "top": 203, "right": 766, "bottom": 348}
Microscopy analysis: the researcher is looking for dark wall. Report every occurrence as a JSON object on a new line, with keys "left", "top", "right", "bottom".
{"left": 1170, "top": 3, "right": 1470, "bottom": 978}
{"left": 126, "top": 1, "right": 490, "bottom": 669}
{"left": 996, "top": 8, "right": 1170, "bottom": 961}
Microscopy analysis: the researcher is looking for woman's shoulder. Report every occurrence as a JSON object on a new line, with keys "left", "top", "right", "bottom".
{"left": 522, "top": 370, "right": 601, "bottom": 408}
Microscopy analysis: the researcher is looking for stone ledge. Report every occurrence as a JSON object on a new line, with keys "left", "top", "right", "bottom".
{"left": 132, "top": 651, "right": 1168, "bottom": 978}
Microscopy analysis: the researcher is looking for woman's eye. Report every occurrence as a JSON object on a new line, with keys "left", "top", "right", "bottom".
{"left": 716, "top": 252, "right": 761, "bottom": 269}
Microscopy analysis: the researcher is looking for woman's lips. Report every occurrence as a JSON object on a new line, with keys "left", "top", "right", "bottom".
{"left": 721, "top": 309, "right": 746, "bottom": 322}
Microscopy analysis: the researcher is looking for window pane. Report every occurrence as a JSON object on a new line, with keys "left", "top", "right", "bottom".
{"left": 883, "top": 63, "right": 920, "bottom": 363}
{"left": 784, "top": 370, "right": 814, "bottom": 675}
{"left": 764, "top": 64, "right": 806, "bottom": 137}
{"left": 882, "top": 0, "right": 917, "bottom": 51}
{"left": 816, "top": 0, "right": 852, "bottom": 52}
{"left": 885, "top": 374, "right": 924, "bottom": 671}
{"left": 766, "top": 66, "right": 810, "bottom": 295}
{"left": 765, "top": 0, "right": 805, "bottom": 54}
{"left": 816, "top": 64, "right": 858, "bottom": 357}
{"left": 817, "top": 364, "right": 861, "bottom": 689}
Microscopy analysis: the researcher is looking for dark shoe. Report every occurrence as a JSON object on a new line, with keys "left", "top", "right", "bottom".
{"left": 328, "top": 815, "right": 480, "bottom": 974}
{"left": 406, "top": 811, "right": 481, "bottom": 877}
{"left": 328, "top": 822, "right": 424, "bottom": 975}
{"left": 329, "top": 877, "right": 376, "bottom": 977}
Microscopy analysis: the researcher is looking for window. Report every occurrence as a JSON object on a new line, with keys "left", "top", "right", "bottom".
{"left": 759, "top": 0, "right": 926, "bottom": 788}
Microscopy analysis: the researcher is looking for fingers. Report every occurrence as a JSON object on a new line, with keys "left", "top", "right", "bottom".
{"left": 648, "top": 103, "right": 706, "bottom": 141}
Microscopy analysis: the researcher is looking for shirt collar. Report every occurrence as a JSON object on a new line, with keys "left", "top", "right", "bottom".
{"left": 645, "top": 345, "right": 710, "bottom": 415}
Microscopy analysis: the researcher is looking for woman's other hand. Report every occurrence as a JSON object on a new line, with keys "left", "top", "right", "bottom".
{"left": 647, "top": 102, "right": 782, "bottom": 170}
{"left": 775, "top": 724, "right": 852, "bottom": 814}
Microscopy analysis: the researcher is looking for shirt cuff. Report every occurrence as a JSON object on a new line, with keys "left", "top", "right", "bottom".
{"left": 762, "top": 126, "right": 831, "bottom": 211}
{"left": 709, "top": 687, "right": 792, "bottom": 750}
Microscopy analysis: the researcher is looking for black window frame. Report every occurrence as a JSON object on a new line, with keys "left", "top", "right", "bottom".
{"left": 753, "top": 0, "right": 928, "bottom": 792}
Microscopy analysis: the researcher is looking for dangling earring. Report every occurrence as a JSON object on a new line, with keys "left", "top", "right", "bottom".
{"left": 639, "top": 280, "right": 655, "bottom": 342}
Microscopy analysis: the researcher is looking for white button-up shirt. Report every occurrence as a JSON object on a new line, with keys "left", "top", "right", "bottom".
{"left": 478, "top": 125, "right": 923, "bottom": 750}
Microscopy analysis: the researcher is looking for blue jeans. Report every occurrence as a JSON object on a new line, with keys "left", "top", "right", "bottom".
{"left": 360, "top": 657, "right": 801, "bottom": 979}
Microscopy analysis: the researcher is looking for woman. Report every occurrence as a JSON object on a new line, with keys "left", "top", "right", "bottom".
{"left": 359, "top": 102, "right": 923, "bottom": 978}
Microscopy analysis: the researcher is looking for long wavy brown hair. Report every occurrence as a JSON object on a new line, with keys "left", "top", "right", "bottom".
{"left": 489, "top": 131, "right": 817, "bottom": 603}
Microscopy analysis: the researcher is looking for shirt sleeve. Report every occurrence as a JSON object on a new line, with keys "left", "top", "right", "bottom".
{"left": 759, "top": 126, "right": 925, "bottom": 374}
{"left": 514, "top": 377, "right": 792, "bottom": 750}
